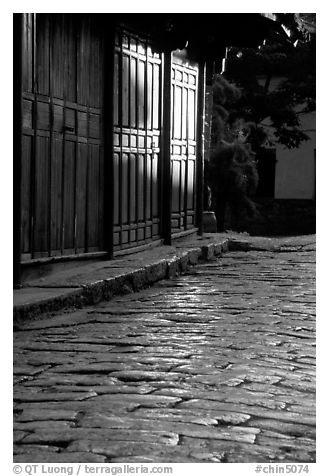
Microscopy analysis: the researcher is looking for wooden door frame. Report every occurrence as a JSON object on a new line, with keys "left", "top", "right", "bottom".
{"left": 103, "top": 20, "right": 115, "bottom": 260}
{"left": 161, "top": 48, "right": 172, "bottom": 245}
{"left": 13, "top": 13, "right": 23, "bottom": 288}
{"left": 196, "top": 60, "right": 206, "bottom": 235}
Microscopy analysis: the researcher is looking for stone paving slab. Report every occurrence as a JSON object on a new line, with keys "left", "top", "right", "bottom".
{"left": 13, "top": 236, "right": 316, "bottom": 463}
{"left": 14, "top": 233, "right": 316, "bottom": 324}
{"left": 13, "top": 234, "right": 228, "bottom": 324}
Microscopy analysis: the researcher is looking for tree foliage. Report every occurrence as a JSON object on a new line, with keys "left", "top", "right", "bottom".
{"left": 208, "top": 74, "right": 260, "bottom": 230}
{"left": 221, "top": 21, "right": 316, "bottom": 149}
{"left": 207, "top": 14, "right": 315, "bottom": 231}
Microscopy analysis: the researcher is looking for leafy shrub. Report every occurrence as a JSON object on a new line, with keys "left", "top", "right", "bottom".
{"left": 207, "top": 74, "right": 259, "bottom": 231}
{"left": 207, "top": 142, "right": 259, "bottom": 231}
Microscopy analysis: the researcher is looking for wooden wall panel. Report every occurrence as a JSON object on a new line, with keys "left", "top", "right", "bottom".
{"left": 98, "top": 145, "right": 105, "bottom": 250}
{"left": 122, "top": 55, "right": 129, "bottom": 127}
{"left": 89, "top": 114, "right": 101, "bottom": 139}
{"left": 22, "top": 99, "right": 33, "bottom": 130}
{"left": 36, "top": 15, "right": 50, "bottom": 96}
{"left": 173, "top": 86, "right": 182, "bottom": 139}
{"left": 75, "top": 143, "right": 88, "bottom": 251}
{"left": 188, "top": 89, "right": 196, "bottom": 140}
{"left": 180, "top": 160, "right": 186, "bottom": 209}
{"left": 64, "top": 15, "right": 77, "bottom": 103}
{"left": 137, "top": 154, "right": 144, "bottom": 222}
{"left": 77, "top": 16, "right": 91, "bottom": 106}
{"left": 87, "top": 144, "right": 101, "bottom": 249}
{"left": 187, "top": 159, "right": 195, "bottom": 209}
{"left": 53, "top": 105, "right": 63, "bottom": 132}
{"left": 33, "top": 136, "right": 50, "bottom": 254}
{"left": 182, "top": 88, "right": 187, "bottom": 139}
{"left": 113, "top": 152, "right": 120, "bottom": 226}
{"left": 138, "top": 60, "right": 145, "bottom": 129}
{"left": 51, "top": 15, "right": 64, "bottom": 100}
{"left": 89, "top": 19, "right": 102, "bottom": 108}
{"left": 113, "top": 53, "right": 119, "bottom": 126}
{"left": 129, "top": 154, "right": 136, "bottom": 223}
{"left": 146, "top": 154, "right": 151, "bottom": 220}
{"left": 147, "top": 63, "right": 153, "bottom": 130}
{"left": 63, "top": 141, "right": 76, "bottom": 251}
{"left": 172, "top": 160, "right": 180, "bottom": 213}
{"left": 152, "top": 154, "right": 159, "bottom": 217}
{"left": 97, "top": 28, "right": 104, "bottom": 108}
{"left": 121, "top": 153, "right": 129, "bottom": 224}
{"left": 153, "top": 64, "right": 160, "bottom": 130}
{"left": 22, "top": 14, "right": 34, "bottom": 94}
{"left": 37, "top": 102, "right": 50, "bottom": 130}
{"left": 130, "top": 58, "right": 137, "bottom": 128}
{"left": 50, "top": 138, "right": 63, "bottom": 253}
{"left": 21, "top": 136, "right": 32, "bottom": 254}
{"left": 20, "top": 14, "right": 106, "bottom": 261}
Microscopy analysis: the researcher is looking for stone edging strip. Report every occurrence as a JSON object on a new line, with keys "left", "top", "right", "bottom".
{"left": 13, "top": 238, "right": 245, "bottom": 325}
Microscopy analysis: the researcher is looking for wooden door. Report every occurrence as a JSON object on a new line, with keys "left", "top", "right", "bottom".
{"left": 113, "top": 29, "right": 162, "bottom": 251}
{"left": 20, "top": 14, "right": 105, "bottom": 260}
{"left": 171, "top": 54, "right": 198, "bottom": 233}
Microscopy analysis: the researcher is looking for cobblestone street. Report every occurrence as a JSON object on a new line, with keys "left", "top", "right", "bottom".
{"left": 13, "top": 242, "right": 316, "bottom": 463}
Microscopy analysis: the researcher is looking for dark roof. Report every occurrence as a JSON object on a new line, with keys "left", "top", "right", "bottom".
{"left": 116, "top": 13, "right": 285, "bottom": 58}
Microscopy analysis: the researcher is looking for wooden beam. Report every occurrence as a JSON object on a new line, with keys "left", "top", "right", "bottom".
{"left": 161, "top": 49, "right": 172, "bottom": 245}
{"left": 13, "top": 14, "right": 23, "bottom": 288}
{"left": 103, "top": 21, "right": 115, "bottom": 259}
{"left": 196, "top": 60, "right": 206, "bottom": 235}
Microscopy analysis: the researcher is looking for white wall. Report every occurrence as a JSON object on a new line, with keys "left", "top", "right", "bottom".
{"left": 274, "top": 112, "right": 316, "bottom": 199}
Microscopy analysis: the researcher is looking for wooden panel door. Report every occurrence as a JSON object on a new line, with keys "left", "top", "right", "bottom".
{"left": 113, "top": 29, "right": 162, "bottom": 251}
{"left": 20, "top": 14, "right": 105, "bottom": 260}
{"left": 171, "top": 55, "right": 198, "bottom": 232}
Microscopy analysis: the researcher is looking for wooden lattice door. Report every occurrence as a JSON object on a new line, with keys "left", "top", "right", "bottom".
{"left": 113, "top": 30, "right": 162, "bottom": 251}
{"left": 20, "top": 14, "right": 105, "bottom": 260}
{"left": 171, "top": 54, "right": 198, "bottom": 233}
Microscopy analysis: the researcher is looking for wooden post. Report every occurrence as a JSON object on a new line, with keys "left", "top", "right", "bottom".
{"left": 196, "top": 60, "right": 206, "bottom": 235}
{"left": 13, "top": 14, "right": 23, "bottom": 288}
{"left": 103, "top": 21, "right": 115, "bottom": 259}
{"left": 161, "top": 49, "right": 172, "bottom": 245}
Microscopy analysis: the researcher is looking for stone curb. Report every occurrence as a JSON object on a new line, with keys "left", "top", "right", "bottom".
{"left": 13, "top": 239, "right": 233, "bottom": 325}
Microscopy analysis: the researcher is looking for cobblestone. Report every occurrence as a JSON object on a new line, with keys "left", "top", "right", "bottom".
{"left": 13, "top": 237, "right": 315, "bottom": 463}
